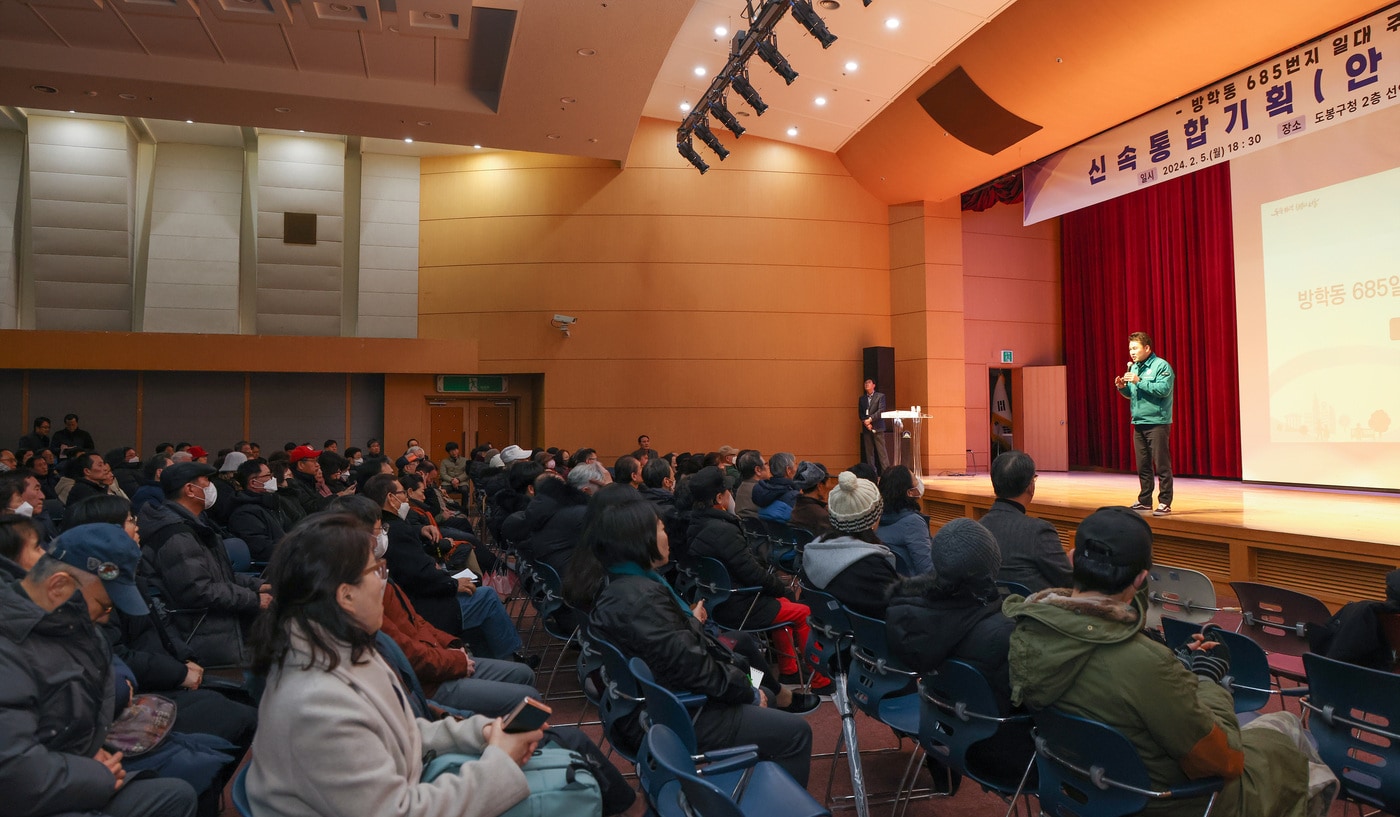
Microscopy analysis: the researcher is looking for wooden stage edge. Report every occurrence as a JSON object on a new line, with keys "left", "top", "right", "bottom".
{"left": 917, "top": 471, "right": 1400, "bottom": 608}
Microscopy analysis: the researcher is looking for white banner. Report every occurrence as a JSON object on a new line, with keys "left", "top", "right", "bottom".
{"left": 1022, "top": 3, "right": 1400, "bottom": 225}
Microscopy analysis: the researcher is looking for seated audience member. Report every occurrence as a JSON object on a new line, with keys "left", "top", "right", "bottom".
{"left": 613, "top": 455, "right": 642, "bottom": 490}
{"left": 885, "top": 517, "right": 1030, "bottom": 788}
{"left": 686, "top": 466, "right": 819, "bottom": 688}
{"left": 344, "top": 446, "right": 363, "bottom": 467}
{"left": 980, "top": 451, "right": 1072, "bottom": 593}
{"left": 108, "top": 447, "right": 144, "bottom": 498}
{"left": 567, "top": 485, "right": 817, "bottom": 782}
{"left": 227, "top": 458, "right": 292, "bottom": 562}
{"left": 753, "top": 452, "right": 799, "bottom": 523}
{"left": 245, "top": 514, "right": 544, "bottom": 817}
{"left": 207, "top": 451, "right": 245, "bottom": 525}
{"left": 800, "top": 471, "right": 898, "bottom": 619}
{"left": 1307, "top": 568, "right": 1400, "bottom": 670}
{"left": 329, "top": 495, "right": 540, "bottom": 717}
{"left": 492, "top": 460, "right": 546, "bottom": 541}
{"left": 138, "top": 462, "right": 270, "bottom": 667}
{"left": 18, "top": 415, "right": 51, "bottom": 455}
{"left": 0, "top": 513, "right": 46, "bottom": 575}
{"left": 319, "top": 450, "right": 351, "bottom": 494}
{"left": 51, "top": 412, "right": 96, "bottom": 455}
{"left": 131, "top": 454, "right": 173, "bottom": 517}
{"left": 365, "top": 437, "right": 383, "bottom": 458}
{"left": 717, "top": 445, "right": 741, "bottom": 488}
{"left": 505, "top": 463, "right": 600, "bottom": 576}
{"left": 876, "top": 465, "right": 934, "bottom": 576}
{"left": 283, "top": 445, "right": 335, "bottom": 517}
{"left": 440, "top": 442, "right": 469, "bottom": 494}
{"left": 363, "top": 473, "right": 530, "bottom": 665}
{"left": 732, "top": 449, "right": 768, "bottom": 520}
{"left": 846, "top": 462, "right": 879, "bottom": 484}
{"left": 0, "top": 524, "right": 197, "bottom": 817}
{"left": 1006, "top": 507, "right": 1335, "bottom": 817}
{"left": 788, "top": 461, "right": 832, "bottom": 536}
{"left": 186, "top": 446, "right": 210, "bottom": 465}
{"left": 322, "top": 439, "right": 339, "bottom": 454}
{"left": 638, "top": 457, "right": 686, "bottom": 557}
{"left": 68, "top": 451, "right": 125, "bottom": 505}
{"left": 2, "top": 468, "right": 60, "bottom": 544}
{"left": 30, "top": 451, "right": 62, "bottom": 503}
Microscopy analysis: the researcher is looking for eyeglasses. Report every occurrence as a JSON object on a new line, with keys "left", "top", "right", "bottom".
{"left": 361, "top": 558, "right": 388, "bottom": 581}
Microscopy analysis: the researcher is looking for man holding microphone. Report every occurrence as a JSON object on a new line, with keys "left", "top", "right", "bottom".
{"left": 1115, "top": 332, "right": 1175, "bottom": 516}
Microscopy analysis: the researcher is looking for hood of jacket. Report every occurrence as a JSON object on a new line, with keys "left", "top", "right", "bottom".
{"left": 232, "top": 490, "right": 279, "bottom": 511}
{"left": 802, "top": 535, "right": 895, "bottom": 588}
{"left": 752, "top": 477, "right": 798, "bottom": 508}
{"left": 0, "top": 577, "right": 93, "bottom": 644}
{"left": 525, "top": 477, "right": 590, "bottom": 530}
{"left": 137, "top": 498, "right": 211, "bottom": 541}
{"left": 1002, "top": 587, "right": 1146, "bottom": 708}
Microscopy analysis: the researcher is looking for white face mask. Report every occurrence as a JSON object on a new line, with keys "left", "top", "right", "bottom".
{"left": 127, "top": 457, "right": 140, "bottom": 464}
{"left": 261, "top": 477, "right": 278, "bottom": 494}
{"left": 374, "top": 530, "right": 389, "bottom": 558}
{"left": 0, "top": 464, "right": 10, "bottom": 473}
{"left": 353, "top": 458, "right": 363, "bottom": 466}
{"left": 913, "top": 479, "right": 925, "bottom": 497}
{"left": 396, "top": 500, "right": 411, "bottom": 520}
{"left": 14, "top": 501, "right": 34, "bottom": 518}
{"left": 201, "top": 482, "right": 218, "bottom": 508}
{"left": 725, "top": 494, "right": 737, "bottom": 514}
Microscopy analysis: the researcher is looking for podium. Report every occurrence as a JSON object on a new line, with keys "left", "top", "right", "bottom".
{"left": 880, "top": 408, "right": 930, "bottom": 479}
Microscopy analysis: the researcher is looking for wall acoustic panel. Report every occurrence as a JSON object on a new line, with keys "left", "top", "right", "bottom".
{"left": 358, "top": 153, "right": 418, "bottom": 339}
{"left": 27, "top": 370, "right": 139, "bottom": 452}
{"left": 140, "top": 371, "right": 246, "bottom": 450}
{"left": 0, "top": 132, "right": 21, "bottom": 329}
{"left": 144, "top": 143, "right": 244, "bottom": 333}
{"left": 27, "top": 116, "right": 133, "bottom": 331}
{"left": 249, "top": 371, "right": 346, "bottom": 446}
{"left": 255, "top": 134, "right": 344, "bottom": 336}
{"left": 348, "top": 372, "right": 384, "bottom": 446}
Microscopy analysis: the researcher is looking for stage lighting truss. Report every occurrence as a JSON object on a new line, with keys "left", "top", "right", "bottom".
{"left": 676, "top": 0, "right": 857, "bottom": 174}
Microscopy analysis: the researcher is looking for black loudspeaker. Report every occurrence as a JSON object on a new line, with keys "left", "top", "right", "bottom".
{"left": 862, "top": 347, "right": 894, "bottom": 399}
{"left": 284, "top": 212, "right": 318, "bottom": 245}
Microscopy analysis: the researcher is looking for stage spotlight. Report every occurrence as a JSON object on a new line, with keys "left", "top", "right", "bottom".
{"left": 692, "top": 119, "right": 730, "bottom": 159}
{"left": 790, "top": 0, "right": 837, "bottom": 48}
{"left": 709, "top": 96, "right": 746, "bottom": 138}
{"left": 731, "top": 73, "right": 768, "bottom": 115}
{"left": 677, "top": 136, "right": 710, "bottom": 174}
{"left": 755, "top": 36, "right": 798, "bottom": 85}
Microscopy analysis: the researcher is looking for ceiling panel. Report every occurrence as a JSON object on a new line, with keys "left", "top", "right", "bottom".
{"left": 119, "top": 13, "right": 222, "bottom": 60}
{"left": 0, "top": 1, "right": 66, "bottom": 45}
{"left": 282, "top": 22, "right": 367, "bottom": 75}
{"left": 361, "top": 26, "right": 437, "bottom": 83}
{"left": 31, "top": 4, "right": 146, "bottom": 52}
{"left": 206, "top": 20, "right": 297, "bottom": 68}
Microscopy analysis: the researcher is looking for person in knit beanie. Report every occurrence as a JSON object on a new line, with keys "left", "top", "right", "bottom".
{"left": 800, "top": 471, "right": 898, "bottom": 618}
{"left": 929, "top": 517, "right": 1002, "bottom": 595}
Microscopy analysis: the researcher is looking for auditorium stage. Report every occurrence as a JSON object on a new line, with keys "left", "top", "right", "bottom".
{"left": 917, "top": 471, "right": 1400, "bottom": 607}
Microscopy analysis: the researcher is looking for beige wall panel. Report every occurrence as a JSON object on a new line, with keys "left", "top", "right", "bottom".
{"left": 965, "top": 321, "right": 1062, "bottom": 367}
{"left": 33, "top": 306, "right": 130, "bottom": 331}
{"left": 420, "top": 262, "right": 890, "bottom": 316}
{"left": 0, "top": 131, "right": 18, "bottom": 328}
{"left": 964, "top": 276, "right": 1060, "bottom": 326}
{"left": 28, "top": 172, "right": 127, "bottom": 205}
{"left": 963, "top": 231, "right": 1060, "bottom": 282}
{"left": 256, "top": 134, "right": 344, "bottom": 334}
{"left": 919, "top": 263, "right": 965, "bottom": 311}
{"left": 359, "top": 153, "right": 419, "bottom": 338}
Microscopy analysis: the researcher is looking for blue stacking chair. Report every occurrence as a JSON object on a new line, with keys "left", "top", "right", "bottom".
{"left": 1160, "top": 617, "right": 1307, "bottom": 715}
{"left": 1302, "top": 652, "right": 1400, "bottom": 815}
{"left": 690, "top": 556, "right": 802, "bottom": 682}
{"left": 843, "top": 606, "right": 927, "bottom": 811}
{"left": 1031, "top": 708, "right": 1224, "bottom": 816}
{"left": 644, "top": 725, "right": 831, "bottom": 817}
{"left": 917, "top": 660, "right": 1036, "bottom": 813}
{"left": 231, "top": 761, "right": 252, "bottom": 817}
{"left": 592, "top": 633, "right": 705, "bottom": 765}
{"left": 520, "top": 560, "right": 580, "bottom": 697}
{"left": 800, "top": 585, "right": 869, "bottom": 817}
{"left": 1145, "top": 564, "right": 1234, "bottom": 630}
{"left": 995, "top": 579, "right": 1034, "bottom": 600}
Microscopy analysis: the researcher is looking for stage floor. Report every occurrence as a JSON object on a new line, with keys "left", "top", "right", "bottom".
{"left": 917, "top": 471, "right": 1400, "bottom": 605}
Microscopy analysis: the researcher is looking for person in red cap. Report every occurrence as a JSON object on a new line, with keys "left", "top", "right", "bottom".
{"left": 187, "top": 446, "right": 209, "bottom": 464}
{"left": 283, "top": 445, "right": 336, "bottom": 517}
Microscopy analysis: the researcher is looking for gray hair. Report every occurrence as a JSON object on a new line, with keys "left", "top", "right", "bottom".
{"left": 568, "top": 461, "right": 612, "bottom": 493}
{"left": 769, "top": 452, "right": 796, "bottom": 477}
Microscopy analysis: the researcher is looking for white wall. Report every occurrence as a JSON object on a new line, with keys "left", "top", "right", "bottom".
{"left": 358, "top": 153, "right": 419, "bottom": 339}
{"left": 144, "top": 143, "right": 243, "bottom": 333}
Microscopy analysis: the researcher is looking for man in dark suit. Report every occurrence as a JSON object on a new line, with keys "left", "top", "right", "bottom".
{"left": 858, "top": 378, "right": 889, "bottom": 472}
{"left": 979, "top": 450, "right": 1072, "bottom": 592}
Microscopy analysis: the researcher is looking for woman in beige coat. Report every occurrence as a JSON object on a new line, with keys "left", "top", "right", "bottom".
{"left": 245, "top": 513, "right": 543, "bottom": 817}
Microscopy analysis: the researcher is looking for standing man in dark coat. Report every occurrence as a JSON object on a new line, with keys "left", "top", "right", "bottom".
{"left": 859, "top": 378, "right": 889, "bottom": 472}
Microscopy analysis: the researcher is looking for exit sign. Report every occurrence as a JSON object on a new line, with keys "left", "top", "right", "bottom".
{"left": 1000, "top": 350, "right": 1014, "bottom": 364}
{"left": 437, "top": 375, "right": 508, "bottom": 394}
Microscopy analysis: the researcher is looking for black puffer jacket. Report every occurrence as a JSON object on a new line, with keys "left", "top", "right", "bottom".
{"left": 226, "top": 490, "right": 289, "bottom": 562}
{"left": 686, "top": 508, "right": 784, "bottom": 627}
{"left": 138, "top": 500, "right": 262, "bottom": 667}
{"left": 590, "top": 572, "right": 755, "bottom": 752}
{"left": 884, "top": 573, "right": 1015, "bottom": 703}
{"left": 508, "top": 478, "right": 589, "bottom": 575}
{"left": 381, "top": 510, "right": 462, "bottom": 637}
{"left": 0, "top": 578, "right": 118, "bottom": 814}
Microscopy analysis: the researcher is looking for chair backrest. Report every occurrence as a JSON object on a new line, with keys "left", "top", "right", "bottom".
{"left": 1160, "top": 617, "right": 1273, "bottom": 713}
{"left": 645, "top": 725, "right": 747, "bottom": 817}
{"left": 800, "top": 585, "right": 852, "bottom": 677}
{"left": 996, "top": 579, "right": 1034, "bottom": 600}
{"left": 1033, "top": 709, "right": 1157, "bottom": 817}
{"left": 593, "top": 634, "right": 644, "bottom": 761}
{"left": 844, "top": 606, "right": 917, "bottom": 716}
{"left": 1147, "top": 564, "right": 1220, "bottom": 628}
{"left": 692, "top": 556, "right": 738, "bottom": 609}
{"left": 232, "top": 760, "right": 252, "bottom": 817}
{"left": 629, "top": 656, "right": 701, "bottom": 752}
{"left": 1378, "top": 613, "right": 1400, "bottom": 672}
{"left": 223, "top": 536, "right": 252, "bottom": 573}
{"left": 1230, "top": 581, "right": 1332, "bottom": 657}
{"left": 919, "top": 660, "right": 1032, "bottom": 794}
{"left": 575, "top": 622, "right": 605, "bottom": 708}
{"left": 1303, "top": 652, "right": 1400, "bottom": 812}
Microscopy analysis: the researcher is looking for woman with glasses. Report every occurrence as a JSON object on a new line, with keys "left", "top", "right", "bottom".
{"left": 246, "top": 512, "right": 542, "bottom": 817}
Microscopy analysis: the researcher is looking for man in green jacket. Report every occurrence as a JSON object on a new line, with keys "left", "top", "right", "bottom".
{"left": 1115, "top": 331, "right": 1175, "bottom": 516}
{"left": 1005, "top": 507, "right": 1319, "bottom": 817}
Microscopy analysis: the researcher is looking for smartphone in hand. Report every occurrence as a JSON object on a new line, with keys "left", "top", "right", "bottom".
{"left": 502, "top": 697, "right": 552, "bottom": 733}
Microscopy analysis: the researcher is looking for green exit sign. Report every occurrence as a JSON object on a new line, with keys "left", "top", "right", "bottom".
{"left": 1000, "top": 350, "right": 1014, "bottom": 364}
{"left": 437, "top": 375, "right": 508, "bottom": 394}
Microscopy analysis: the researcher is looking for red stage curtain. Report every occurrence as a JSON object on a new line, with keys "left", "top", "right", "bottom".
{"left": 1061, "top": 162, "right": 1242, "bottom": 479}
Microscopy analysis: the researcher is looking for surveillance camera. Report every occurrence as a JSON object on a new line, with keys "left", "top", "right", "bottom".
{"left": 552, "top": 314, "right": 577, "bottom": 325}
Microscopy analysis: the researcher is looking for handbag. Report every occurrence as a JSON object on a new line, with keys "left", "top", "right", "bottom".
{"left": 104, "top": 694, "right": 177, "bottom": 756}
{"left": 421, "top": 744, "right": 602, "bottom": 817}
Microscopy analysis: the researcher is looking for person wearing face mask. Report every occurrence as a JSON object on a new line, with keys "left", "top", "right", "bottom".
{"left": 875, "top": 465, "right": 934, "bottom": 577}
{"left": 978, "top": 450, "right": 1072, "bottom": 593}
{"left": 107, "top": 447, "right": 145, "bottom": 499}
{"left": 227, "top": 459, "right": 294, "bottom": 562}
{"left": 1, "top": 468, "right": 60, "bottom": 544}
{"left": 136, "top": 462, "right": 270, "bottom": 667}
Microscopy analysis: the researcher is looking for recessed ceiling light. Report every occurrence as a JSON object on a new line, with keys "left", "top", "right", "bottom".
{"left": 31, "top": 84, "right": 57, "bottom": 94}
{"left": 416, "top": 120, "right": 431, "bottom": 126}
{"left": 819, "top": 0, "right": 839, "bottom": 8}
{"left": 329, "top": 2, "right": 350, "bottom": 10}
{"left": 275, "top": 106, "right": 292, "bottom": 113}
{"left": 885, "top": 17, "right": 900, "bottom": 29}
{"left": 423, "top": 10, "right": 443, "bottom": 20}
{"left": 786, "top": 126, "right": 798, "bottom": 136}
{"left": 714, "top": 25, "right": 727, "bottom": 37}
{"left": 67, "top": 110, "right": 75, "bottom": 114}
{"left": 814, "top": 96, "right": 827, "bottom": 106}
{"left": 559, "top": 97, "right": 576, "bottom": 105}
{"left": 694, "top": 66, "right": 706, "bottom": 77}
{"left": 119, "top": 93, "right": 137, "bottom": 100}
{"left": 679, "top": 101, "right": 691, "bottom": 112}
{"left": 844, "top": 60, "right": 858, "bottom": 72}
{"left": 404, "top": 137, "right": 413, "bottom": 143}
{"left": 473, "top": 144, "right": 482, "bottom": 149}
{"left": 546, "top": 134, "right": 561, "bottom": 140}
{"left": 299, "top": 130, "right": 305, "bottom": 133}
{"left": 84, "top": 90, "right": 98, "bottom": 97}
{"left": 588, "top": 137, "right": 598, "bottom": 143}
{"left": 577, "top": 48, "right": 596, "bottom": 56}
{"left": 387, "top": 25, "right": 398, "bottom": 32}
{"left": 185, "top": 119, "right": 194, "bottom": 124}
